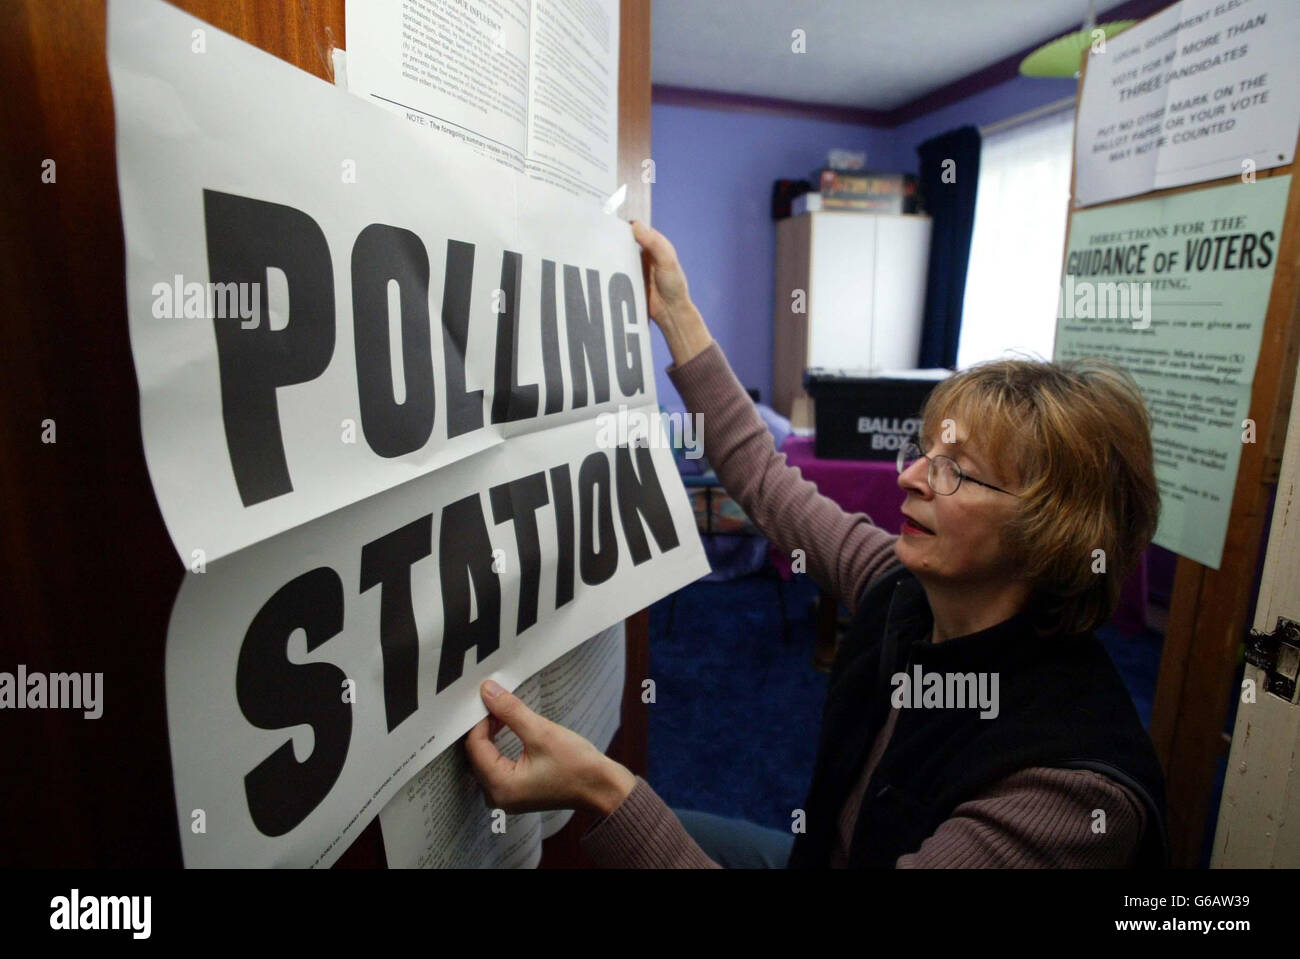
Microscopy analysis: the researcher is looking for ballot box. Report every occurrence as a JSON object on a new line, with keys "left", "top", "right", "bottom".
{"left": 805, "top": 368, "right": 950, "bottom": 461}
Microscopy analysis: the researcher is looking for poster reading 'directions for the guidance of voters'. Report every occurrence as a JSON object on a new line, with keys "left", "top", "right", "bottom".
{"left": 1055, "top": 177, "right": 1289, "bottom": 569}
{"left": 108, "top": 0, "right": 709, "bottom": 867}
{"left": 1074, "top": 0, "right": 1300, "bottom": 208}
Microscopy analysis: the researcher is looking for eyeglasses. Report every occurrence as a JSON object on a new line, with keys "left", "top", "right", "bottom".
{"left": 896, "top": 439, "right": 1019, "bottom": 497}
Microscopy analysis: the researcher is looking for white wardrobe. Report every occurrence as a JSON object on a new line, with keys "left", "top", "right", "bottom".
{"left": 772, "top": 211, "right": 932, "bottom": 428}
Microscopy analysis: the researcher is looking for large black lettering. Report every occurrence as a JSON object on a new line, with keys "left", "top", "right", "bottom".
{"left": 578, "top": 452, "right": 618, "bottom": 585}
{"left": 491, "top": 251, "right": 540, "bottom": 424}
{"left": 437, "top": 494, "right": 501, "bottom": 692}
{"left": 1237, "top": 231, "right": 1258, "bottom": 268}
{"left": 608, "top": 272, "right": 644, "bottom": 397}
{"left": 489, "top": 472, "right": 550, "bottom": 634}
{"left": 441, "top": 240, "right": 485, "bottom": 438}
{"left": 563, "top": 266, "right": 611, "bottom": 409}
{"left": 540, "top": 260, "right": 565, "bottom": 415}
{"left": 237, "top": 567, "right": 350, "bottom": 837}
{"left": 1256, "top": 230, "right": 1275, "bottom": 269}
{"left": 615, "top": 443, "right": 679, "bottom": 564}
{"left": 549, "top": 464, "right": 576, "bottom": 608}
{"left": 351, "top": 224, "right": 435, "bottom": 457}
{"left": 204, "top": 190, "right": 335, "bottom": 506}
{"left": 359, "top": 515, "right": 432, "bottom": 732}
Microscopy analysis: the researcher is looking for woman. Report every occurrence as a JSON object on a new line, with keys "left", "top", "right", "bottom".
{"left": 466, "top": 221, "right": 1168, "bottom": 868}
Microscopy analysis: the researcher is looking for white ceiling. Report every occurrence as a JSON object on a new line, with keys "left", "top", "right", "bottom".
{"left": 651, "top": 0, "right": 1133, "bottom": 111}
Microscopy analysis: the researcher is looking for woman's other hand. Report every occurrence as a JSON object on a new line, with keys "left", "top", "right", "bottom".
{"left": 630, "top": 220, "right": 714, "bottom": 366}
{"left": 465, "top": 679, "right": 637, "bottom": 816}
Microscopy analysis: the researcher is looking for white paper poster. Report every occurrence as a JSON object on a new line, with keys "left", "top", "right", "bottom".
{"left": 345, "top": 0, "right": 620, "bottom": 202}
{"left": 1074, "top": 0, "right": 1300, "bottom": 207}
{"left": 107, "top": 0, "right": 709, "bottom": 868}
{"left": 378, "top": 622, "right": 624, "bottom": 868}
{"left": 1054, "top": 177, "right": 1289, "bottom": 567}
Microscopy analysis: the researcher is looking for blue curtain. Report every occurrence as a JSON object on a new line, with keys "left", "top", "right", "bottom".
{"left": 916, "top": 126, "right": 981, "bottom": 368}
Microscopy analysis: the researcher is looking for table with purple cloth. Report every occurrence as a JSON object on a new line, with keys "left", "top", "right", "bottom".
{"left": 768, "top": 436, "right": 906, "bottom": 581}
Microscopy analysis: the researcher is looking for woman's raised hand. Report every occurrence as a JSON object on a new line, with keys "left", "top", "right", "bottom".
{"left": 631, "top": 220, "right": 692, "bottom": 324}
{"left": 465, "top": 679, "right": 637, "bottom": 816}
{"left": 630, "top": 220, "right": 714, "bottom": 367}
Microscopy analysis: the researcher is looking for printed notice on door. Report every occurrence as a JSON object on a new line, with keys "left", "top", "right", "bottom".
{"left": 346, "top": 0, "right": 620, "bottom": 202}
{"left": 1074, "top": 0, "right": 1300, "bottom": 207}
{"left": 1054, "top": 177, "right": 1289, "bottom": 568}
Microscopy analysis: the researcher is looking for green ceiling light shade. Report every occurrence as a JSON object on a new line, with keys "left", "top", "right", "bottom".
{"left": 1020, "top": 20, "right": 1136, "bottom": 77}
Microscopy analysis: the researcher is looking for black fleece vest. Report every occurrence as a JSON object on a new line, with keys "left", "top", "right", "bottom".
{"left": 786, "top": 566, "right": 1168, "bottom": 868}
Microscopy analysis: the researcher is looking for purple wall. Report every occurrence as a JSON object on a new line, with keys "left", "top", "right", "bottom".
{"left": 878, "top": 75, "right": 1079, "bottom": 172}
{"left": 648, "top": 75, "right": 1077, "bottom": 413}
{"left": 647, "top": 103, "right": 890, "bottom": 413}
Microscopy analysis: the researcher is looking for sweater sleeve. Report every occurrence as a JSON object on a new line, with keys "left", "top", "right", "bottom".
{"left": 579, "top": 776, "right": 721, "bottom": 869}
{"left": 667, "top": 342, "right": 898, "bottom": 614}
{"left": 894, "top": 767, "right": 1147, "bottom": 868}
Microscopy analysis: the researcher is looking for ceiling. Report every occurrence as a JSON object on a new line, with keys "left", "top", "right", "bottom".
{"left": 651, "top": 0, "right": 1134, "bottom": 111}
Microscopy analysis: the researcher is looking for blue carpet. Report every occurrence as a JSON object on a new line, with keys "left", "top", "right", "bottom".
{"left": 1096, "top": 622, "right": 1164, "bottom": 730}
{"left": 648, "top": 571, "right": 1166, "bottom": 837}
{"left": 647, "top": 571, "right": 825, "bottom": 832}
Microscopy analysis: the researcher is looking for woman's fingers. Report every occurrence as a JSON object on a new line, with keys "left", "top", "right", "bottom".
{"left": 479, "top": 680, "right": 544, "bottom": 742}
{"left": 465, "top": 678, "right": 612, "bottom": 813}
{"left": 464, "top": 716, "right": 498, "bottom": 763}
{"left": 466, "top": 681, "right": 550, "bottom": 808}
{"left": 630, "top": 219, "right": 678, "bottom": 271}
{"left": 464, "top": 716, "right": 516, "bottom": 803}
{"left": 630, "top": 220, "right": 691, "bottom": 322}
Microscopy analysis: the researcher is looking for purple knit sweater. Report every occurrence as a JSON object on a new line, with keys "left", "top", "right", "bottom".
{"left": 580, "top": 342, "right": 1146, "bottom": 868}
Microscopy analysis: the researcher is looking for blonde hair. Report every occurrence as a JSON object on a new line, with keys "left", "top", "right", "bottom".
{"left": 919, "top": 357, "right": 1160, "bottom": 635}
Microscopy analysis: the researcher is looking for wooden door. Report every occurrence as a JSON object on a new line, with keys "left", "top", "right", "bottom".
{"left": 0, "top": 0, "right": 652, "bottom": 869}
{"left": 1211, "top": 344, "right": 1300, "bottom": 867}
{"left": 1064, "top": 30, "right": 1300, "bottom": 868}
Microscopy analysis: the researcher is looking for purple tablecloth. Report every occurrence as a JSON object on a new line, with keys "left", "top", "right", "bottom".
{"left": 768, "top": 437, "right": 904, "bottom": 579}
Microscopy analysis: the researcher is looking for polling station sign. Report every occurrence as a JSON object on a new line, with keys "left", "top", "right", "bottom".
{"left": 108, "top": 0, "right": 708, "bottom": 867}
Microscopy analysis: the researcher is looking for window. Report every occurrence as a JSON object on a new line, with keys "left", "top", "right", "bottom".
{"left": 958, "top": 108, "right": 1075, "bottom": 369}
